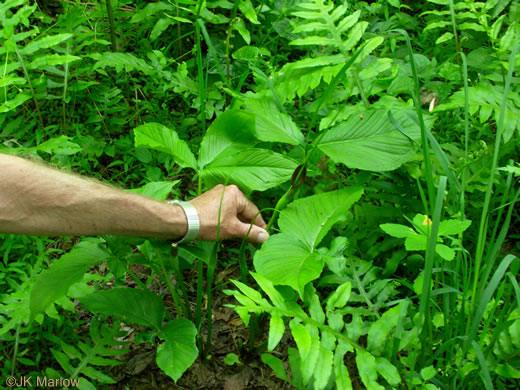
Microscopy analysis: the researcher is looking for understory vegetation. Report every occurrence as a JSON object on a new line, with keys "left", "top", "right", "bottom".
{"left": 1, "top": 0, "right": 520, "bottom": 388}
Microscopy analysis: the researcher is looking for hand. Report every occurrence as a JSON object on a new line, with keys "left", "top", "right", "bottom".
{"left": 189, "top": 184, "right": 269, "bottom": 244}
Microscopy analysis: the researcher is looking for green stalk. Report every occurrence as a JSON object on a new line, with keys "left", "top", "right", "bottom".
{"left": 62, "top": 38, "right": 71, "bottom": 133}
{"left": 194, "top": 259, "right": 204, "bottom": 327}
{"left": 15, "top": 47, "right": 45, "bottom": 132}
{"left": 395, "top": 29, "right": 435, "bottom": 214}
{"left": 195, "top": 22, "right": 206, "bottom": 135}
{"left": 127, "top": 269, "right": 147, "bottom": 290}
{"left": 197, "top": 19, "right": 229, "bottom": 87}
{"left": 265, "top": 185, "right": 295, "bottom": 233}
{"left": 172, "top": 254, "right": 192, "bottom": 320}
{"left": 161, "top": 265, "right": 184, "bottom": 319}
{"left": 10, "top": 323, "right": 21, "bottom": 377}
{"left": 204, "top": 188, "right": 225, "bottom": 355}
{"left": 105, "top": 0, "right": 117, "bottom": 51}
{"left": 418, "top": 176, "right": 447, "bottom": 359}
{"left": 472, "top": 41, "right": 518, "bottom": 301}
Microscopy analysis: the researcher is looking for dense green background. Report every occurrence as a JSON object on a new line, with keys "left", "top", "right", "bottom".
{"left": 1, "top": 0, "right": 519, "bottom": 388}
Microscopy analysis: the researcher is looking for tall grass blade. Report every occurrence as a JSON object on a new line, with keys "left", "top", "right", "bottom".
{"left": 472, "top": 40, "right": 518, "bottom": 300}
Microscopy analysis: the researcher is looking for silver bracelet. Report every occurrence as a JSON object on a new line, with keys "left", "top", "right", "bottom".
{"left": 168, "top": 200, "right": 200, "bottom": 245}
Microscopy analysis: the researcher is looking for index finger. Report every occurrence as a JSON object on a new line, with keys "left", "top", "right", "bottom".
{"left": 236, "top": 192, "right": 267, "bottom": 229}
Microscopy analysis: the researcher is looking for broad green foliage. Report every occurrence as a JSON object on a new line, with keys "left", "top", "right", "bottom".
{"left": 3, "top": 0, "right": 520, "bottom": 387}
{"left": 255, "top": 188, "right": 363, "bottom": 297}
{"left": 30, "top": 242, "right": 110, "bottom": 320}
{"left": 50, "top": 318, "right": 127, "bottom": 387}
{"left": 79, "top": 288, "right": 165, "bottom": 330}
{"left": 134, "top": 109, "right": 298, "bottom": 192}
{"left": 381, "top": 214, "right": 471, "bottom": 260}
{"left": 318, "top": 110, "right": 421, "bottom": 171}
{"left": 156, "top": 320, "right": 198, "bottom": 383}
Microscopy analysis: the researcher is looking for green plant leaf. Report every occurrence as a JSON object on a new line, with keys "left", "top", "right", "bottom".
{"left": 435, "top": 244, "right": 455, "bottom": 261}
{"left": 244, "top": 94, "right": 305, "bottom": 145}
{"left": 318, "top": 109, "right": 421, "bottom": 171}
{"left": 289, "top": 320, "right": 311, "bottom": 360}
{"left": 134, "top": 123, "right": 197, "bottom": 169}
{"left": 30, "top": 242, "right": 110, "bottom": 320}
{"left": 313, "top": 346, "right": 333, "bottom": 390}
{"left": 356, "top": 350, "right": 384, "bottom": 390}
{"left": 367, "top": 303, "right": 402, "bottom": 354}
{"left": 334, "top": 342, "right": 353, "bottom": 390}
{"left": 268, "top": 314, "right": 285, "bottom": 351}
{"left": 438, "top": 219, "right": 472, "bottom": 235}
{"left": 201, "top": 148, "right": 297, "bottom": 192}
{"left": 376, "top": 357, "right": 400, "bottom": 386}
{"left": 380, "top": 223, "right": 417, "bottom": 238}
{"left": 254, "top": 234, "right": 323, "bottom": 297}
{"left": 28, "top": 54, "right": 80, "bottom": 69}
{"left": 156, "top": 319, "right": 198, "bottom": 383}
{"left": 326, "top": 281, "right": 352, "bottom": 311}
{"left": 198, "top": 110, "right": 256, "bottom": 168}
{"left": 278, "top": 188, "right": 364, "bottom": 250}
{"left": 128, "top": 181, "right": 180, "bottom": 200}
{"left": 261, "top": 354, "right": 290, "bottom": 381}
{"left": 79, "top": 287, "right": 165, "bottom": 330}
{"left": 405, "top": 235, "right": 427, "bottom": 251}
{"left": 19, "top": 33, "right": 73, "bottom": 55}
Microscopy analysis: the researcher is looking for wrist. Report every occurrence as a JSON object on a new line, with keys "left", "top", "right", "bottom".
{"left": 168, "top": 200, "right": 200, "bottom": 244}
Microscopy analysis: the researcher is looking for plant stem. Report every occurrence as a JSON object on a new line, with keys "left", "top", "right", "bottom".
{"left": 161, "top": 265, "right": 184, "bottom": 319}
{"left": 472, "top": 41, "right": 518, "bottom": 301}
{"left": 105, "top": 0, "right": 117, "bottom": 51}
{"left": 15, "top": 47, "right": 45, "bottom": 132}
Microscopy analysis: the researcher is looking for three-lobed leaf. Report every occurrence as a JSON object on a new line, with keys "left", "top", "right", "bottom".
{"left": 318, "top": 109, "right": 421, "bottom": 171}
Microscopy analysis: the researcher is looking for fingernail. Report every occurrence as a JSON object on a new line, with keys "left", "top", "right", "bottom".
{"left": 258, "top": 230, "right": 270, "bottom": 243}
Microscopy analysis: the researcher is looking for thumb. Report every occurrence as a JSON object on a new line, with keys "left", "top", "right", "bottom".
{"left": 237, "top": 222, "right": 270, "bottom": 244}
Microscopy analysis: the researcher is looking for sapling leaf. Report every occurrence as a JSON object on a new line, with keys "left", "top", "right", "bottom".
{"left": 79, "top": 287, "right": 165, "bottom": 330}
{"left": 134, "top": 123, "right": 197, "bottom": 169}
{"left": 251, "top": 272, "right": 288, "bottom": 311}
{"left": 201, "top": 148, "right": 297, "bottom": 192}
{"left": 156, "top": 319, "right": 198, "bottom": 383}
{"left": 301, "top": 333, "right": 321, "bottom": 385}
{"left": 278, "top": 187, "right": 364, "bottom": 250}
{"left": 198, "top": 109, "right": 256, "bottom": 168}
{"left": 318, "top": 109, "right": 421, "bottom": 171}
{"left": 254, "top": 234, "right": 323, "bottom": 298}
{"left": 244, "top": 93, "right": 305, "bottom": 145}
{"left": 289, "top": 320, "right": 311, "bottom": 360}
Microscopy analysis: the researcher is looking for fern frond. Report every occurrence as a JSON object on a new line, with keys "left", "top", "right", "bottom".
{"left": 290, "top": 1, "right": 361, "bottom": 57}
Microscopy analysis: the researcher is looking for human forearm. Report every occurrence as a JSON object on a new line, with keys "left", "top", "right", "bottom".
{"left": 0, "top": 154, "right": 187, "bottom": 238}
